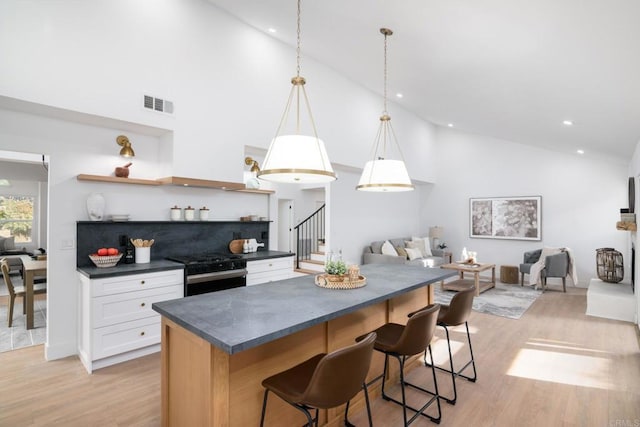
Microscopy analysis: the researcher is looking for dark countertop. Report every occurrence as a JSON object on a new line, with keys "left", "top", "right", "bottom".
{"left": 77, "top": 260, "right": 184, "bottom": 279}
{"left": 152, "top": 264, "right": 456, "bottom": 354}
{"left": 239, "top": 250, "right": 294, "bottom": 261}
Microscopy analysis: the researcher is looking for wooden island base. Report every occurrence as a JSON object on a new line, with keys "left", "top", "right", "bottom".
{"left": 160, "top": 286, "right": 433, "bottom": 427}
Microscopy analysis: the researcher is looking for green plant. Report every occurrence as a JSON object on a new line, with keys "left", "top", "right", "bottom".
{"left": 325, "top": 259, "right": 347, "bottom": 275}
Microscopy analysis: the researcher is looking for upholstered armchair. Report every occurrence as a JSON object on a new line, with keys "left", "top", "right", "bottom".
{"left": 519, "top": 249, "right": 570, "bottom": 292}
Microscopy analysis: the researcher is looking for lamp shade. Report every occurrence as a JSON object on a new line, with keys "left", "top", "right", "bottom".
{"left": 258, "top": 134, "right": 336, "bottom": 183}
{"left": 429, "top": 226, "right": 443, "bottom": 239}
{"left": 356, "top": 159, "right": 414, "bottom": 192}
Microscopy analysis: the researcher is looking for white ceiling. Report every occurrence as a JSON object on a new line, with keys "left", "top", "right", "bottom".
{"left": 207, "top": 0, "right": 640, "bottom": 162}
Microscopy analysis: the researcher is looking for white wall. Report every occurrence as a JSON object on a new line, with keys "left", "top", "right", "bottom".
{"left": 329, "top": 166, "right": 425, "bottom": 265}
{"left": 424, "top": 128, "right": 628, "bottom": 288}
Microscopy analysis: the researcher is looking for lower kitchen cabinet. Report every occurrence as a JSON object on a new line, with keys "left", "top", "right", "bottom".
{"left": 246, "top": 256, "right": 294, "bottom": 286}
{"left": 77, "top": 268, "right": 183, "bottom": 373}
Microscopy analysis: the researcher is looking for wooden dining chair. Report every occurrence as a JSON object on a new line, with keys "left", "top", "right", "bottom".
{"left": 1, "top": 258, "right": 47, "bottom": 327}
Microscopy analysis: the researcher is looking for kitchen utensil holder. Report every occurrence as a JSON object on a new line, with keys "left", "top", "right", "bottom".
{"left": 135, "top": 247, "right": 151, "bottom": 264}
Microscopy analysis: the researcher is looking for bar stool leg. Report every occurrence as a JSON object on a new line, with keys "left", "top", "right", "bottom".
{"left": 345, "top": 382, "right": 373, "bottom": 427}
{"left": 260, "top": 389, "right": 316, "bottom": 427}
{"left": 425, "top": 322, "right": 477, "bottom": 405}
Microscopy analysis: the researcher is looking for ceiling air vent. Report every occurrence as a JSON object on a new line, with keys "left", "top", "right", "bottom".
{"left": 143, "top": 94, "right": 174, "bottom": 115}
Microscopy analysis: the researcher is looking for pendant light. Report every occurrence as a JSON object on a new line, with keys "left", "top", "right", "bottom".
{"left": 356, "top": 28, "right": 414, "bottom": 192}
{"left": 257, "top": 0, "right": 336, "bottom": 184}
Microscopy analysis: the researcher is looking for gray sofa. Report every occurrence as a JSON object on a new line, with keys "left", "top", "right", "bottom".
{"left": 363, "top": 237, "right": 446, "bottom": 267}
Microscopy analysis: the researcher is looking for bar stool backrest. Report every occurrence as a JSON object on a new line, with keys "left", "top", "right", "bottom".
{"left": 301, "top": 332, "right": 376, "bottom": 408}
{"left": 439, "top": 285, "right": 475, "bottom": 326}
{"left": 390, "top": 304, "right": 440, "bottom": 356}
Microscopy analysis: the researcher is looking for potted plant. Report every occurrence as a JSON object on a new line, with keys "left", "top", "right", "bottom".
{"left": 325, "top": 259, "right": 347, "bottom": 280}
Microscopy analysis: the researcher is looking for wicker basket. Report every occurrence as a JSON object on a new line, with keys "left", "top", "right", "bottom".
{"left": 89, "top": 253, "right": 123, "bottom": 268}
{"left": 315, "top": 274, "right": 366, "bottom": 289}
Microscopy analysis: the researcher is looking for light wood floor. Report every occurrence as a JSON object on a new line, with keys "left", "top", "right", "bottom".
{"left": 1, "top": 286, "right": 639, "bottom": 426}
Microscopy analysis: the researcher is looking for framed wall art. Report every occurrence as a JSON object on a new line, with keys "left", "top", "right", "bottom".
{"left": 470, "top": 196, "right": 541, "bottom": 240}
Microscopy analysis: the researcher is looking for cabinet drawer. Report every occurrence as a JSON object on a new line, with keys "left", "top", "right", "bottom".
{"left": 92, "top": 284, "right": 183, "bottom": 328}
{"left": 92, "top": 316, "right": 160, "bottom": 360}
{"left": 90, "top": 269, "right": 183, "bottom": 296}
{"left": 246, "top": 257, "right": 293, "bottom": 274}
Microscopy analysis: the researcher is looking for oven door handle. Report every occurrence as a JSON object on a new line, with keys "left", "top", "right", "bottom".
{"left": 186, "top": 269, "right": 248, "bottom": 285}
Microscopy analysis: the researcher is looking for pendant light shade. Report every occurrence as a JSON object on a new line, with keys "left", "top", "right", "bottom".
{"left": 357, "top": 159, "right": 413, "bottom": 191}
{"left": 357, "top": 28, "right": 414, "bottom": 192}
{"left": 257, "top": 0, "right": 336, "bottom": 184}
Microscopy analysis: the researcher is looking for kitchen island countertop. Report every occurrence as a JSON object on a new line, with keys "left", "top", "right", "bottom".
{"left": 153, "top": 263, "right": 456, "bottom": 354}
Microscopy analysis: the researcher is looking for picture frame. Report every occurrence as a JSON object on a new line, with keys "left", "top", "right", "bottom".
{"left": 470, "top": 196, "right": 541, "bottom": 240}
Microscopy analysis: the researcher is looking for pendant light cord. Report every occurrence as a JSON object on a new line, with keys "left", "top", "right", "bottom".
{"left": 383, "top": 30, "right": 388, "bottom": 114}
{"left": 296, "top": 0, "right": 301, "bottom": 78}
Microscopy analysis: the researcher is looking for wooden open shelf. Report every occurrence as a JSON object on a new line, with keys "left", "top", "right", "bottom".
{"left": 616, "top": 221, "right": 637, "bottom": 231}
{"left": 77, "top": 174, "right": 161, "bottom": 186}
{"left": 156, "top": 176, "right": 245, "bottom": 191}
{"left": 76, "top": 174, "right": 274, "bottom": 194}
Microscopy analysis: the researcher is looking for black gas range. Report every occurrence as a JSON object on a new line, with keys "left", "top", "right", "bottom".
{"left": 166, "top": 253, "right": 247, "bottom": 296}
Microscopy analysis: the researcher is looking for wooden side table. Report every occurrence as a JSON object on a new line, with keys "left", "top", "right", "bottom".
{"left": 440, "top": 262, "right": 496, "bottom": 296}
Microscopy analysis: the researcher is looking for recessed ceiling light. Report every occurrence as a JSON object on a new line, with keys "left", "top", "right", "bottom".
{"left": 396, "top": 93, "right": 403, "bottom": 98}
{"left": 0, "top": 179, "right": 10, "bottom": 186}
{"left": 447, "top": 123, "right": 454, "bottom": 128}
{"left": 267, "top": 28, "right": 277, "bottom": 33}
{"left": 577, "top": 149, "right": 584, "bottom": 155}
{"left": 563, "top": 120, "right": 573, "bottom": 126}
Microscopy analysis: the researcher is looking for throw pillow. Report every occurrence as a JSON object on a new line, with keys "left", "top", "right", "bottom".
{"left": 411, "top": 236, "right": 433, "bottom": 257}
{"left": 405, "top": 247, "right": 422, "bottom": 261}
{"left": 381, "top": 240, "right": 398, "bottom": 256}
{"left": 395, "top": 246, "right": 408, "bottom": 259}
{"left": 371, "top": 241, "right": 384, "bottom": 254}
{"left": 405, "top": 240, "right": 423, "bottom": 257}
{"left": 2, "top": 236, "right": 15, "bottom": 250}
{"left": 420, "top": 236, "right": 433, "bottom": 257}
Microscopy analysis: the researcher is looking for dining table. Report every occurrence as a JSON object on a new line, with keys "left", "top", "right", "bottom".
{"left": 20, "top": 255, "right": 47, "bottom": 329}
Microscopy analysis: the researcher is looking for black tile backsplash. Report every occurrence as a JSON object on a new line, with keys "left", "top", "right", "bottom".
{"left": 77, "top": 221, "right": 270, "bottom": 267}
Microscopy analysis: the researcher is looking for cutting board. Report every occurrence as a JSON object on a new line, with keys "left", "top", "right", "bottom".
{"left": 229, "top": 239, "right": 245, "bottom": 254}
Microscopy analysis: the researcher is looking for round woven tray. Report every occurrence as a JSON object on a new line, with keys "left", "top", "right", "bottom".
{"left": 314, "top": 274, "right": 367, "bottom": 289}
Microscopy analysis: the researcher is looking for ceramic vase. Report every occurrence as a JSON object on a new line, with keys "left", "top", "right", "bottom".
{"left": 86, "top": 193, "right": 105, "bottom": 221}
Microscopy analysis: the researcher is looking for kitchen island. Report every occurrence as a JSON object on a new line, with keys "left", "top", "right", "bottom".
{"left": 152, "top": 263, "right": 456, "bottom": 427}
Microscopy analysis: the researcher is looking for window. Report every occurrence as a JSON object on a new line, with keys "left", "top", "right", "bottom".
{"left": 0, "top": 195, "right": 34, "bottom": 243}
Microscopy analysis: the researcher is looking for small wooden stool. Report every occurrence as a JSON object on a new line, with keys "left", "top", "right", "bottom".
{"left": 500, "top": 265, "right": 519, "bottom": 284}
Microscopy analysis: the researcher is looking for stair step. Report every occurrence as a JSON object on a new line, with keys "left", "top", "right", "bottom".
{"left": 298, "top": 260, "right": 325, "bottom": 273}
{"left": 294, "top": 268, "right": 317, "bottom": 275}
{"left": 310, "top": 252, "right": 325, "bottom": 262}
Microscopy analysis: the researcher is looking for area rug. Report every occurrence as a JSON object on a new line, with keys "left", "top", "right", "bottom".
{"left": 0, "top": 281, "right": 47, "bottom": 353}
{"left": 433, "top": 282, "right": 542, "bottom": 320}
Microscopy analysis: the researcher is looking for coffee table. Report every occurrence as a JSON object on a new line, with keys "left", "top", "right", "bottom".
{"left": 440, "top": 262, "right": 496, "bottom": 296}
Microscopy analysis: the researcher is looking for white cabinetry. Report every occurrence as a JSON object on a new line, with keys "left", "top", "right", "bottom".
{"left": 78, "top": 269, "right": 183, "bottom": 373}
{"left": 246, "top": 256, "right": 294, "bottom": 286}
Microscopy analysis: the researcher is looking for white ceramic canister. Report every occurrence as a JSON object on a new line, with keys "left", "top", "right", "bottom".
{"left": 199, "top": 207, "right": 210, "bottom": 221}
{"left": 135, "top": 246, "right": 150, "bottom": 264}
{"left": 170, "top": 206, "right": 181, "bottom": 221}
{"left": 184, "top": 206, "right": 195, "bottom": 221}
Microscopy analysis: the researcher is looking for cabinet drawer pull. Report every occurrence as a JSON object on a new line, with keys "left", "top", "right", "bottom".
{"left": 140, "top": 280, "right": 146, "bottom": 285}
{"left": 140, "top": 331, "right": 145, "bottom": 336}
{"left": 269, "top": 263, "right": 273, "bottom": 267}
{"left": 140, "top": 302, "right": 146, "bottom": 307}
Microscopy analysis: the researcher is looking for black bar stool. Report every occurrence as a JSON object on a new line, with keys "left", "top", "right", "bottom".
{"left": 411, "top": 284, "right": 477, "bottom": 405}
{"left": 260, "top": 332, "right": 376, "bottom": 427}
{"left": 358, "top": 304, "right": 441, "bottom": 426}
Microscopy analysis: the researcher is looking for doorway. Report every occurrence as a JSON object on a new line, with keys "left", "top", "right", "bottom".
{"left": 277, "top": 199, "right": 294, "bottom": 253}
{"left": 0, "top": 150, "right": 49, "bottom": 353}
